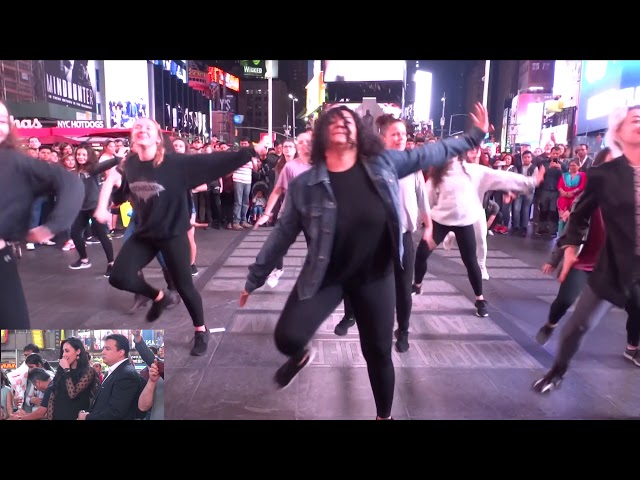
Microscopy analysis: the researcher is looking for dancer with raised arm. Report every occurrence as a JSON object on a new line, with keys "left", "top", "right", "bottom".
{"left": 239, "top": 103, "right": 489, "bottom": 420}
{"left": 95, "top": 117, "right": 268, "bottom": 355}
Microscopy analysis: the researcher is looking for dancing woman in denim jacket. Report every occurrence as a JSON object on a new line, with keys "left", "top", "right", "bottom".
{"left": 240, "top": 103, "right": 489, "bottom": 419}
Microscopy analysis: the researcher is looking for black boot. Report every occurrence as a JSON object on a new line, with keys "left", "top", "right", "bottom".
{"left": 162, "top": 268, "right": 181, "bottom": 308}
{"left": 129, "top": 270, "right": 149, "bottom": 314}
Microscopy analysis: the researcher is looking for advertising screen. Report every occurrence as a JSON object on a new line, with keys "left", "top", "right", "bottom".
{"left": 577, "top": 60, "right": 640, "bottom": 134}
{"left": 43, "top": 60, "right": 97, "bottom": 112}
{"left": 103, "top": 60, "right": 150, "bottom": 129}
{"left": 324, "top": 60, "right": 405, "bottom": 83}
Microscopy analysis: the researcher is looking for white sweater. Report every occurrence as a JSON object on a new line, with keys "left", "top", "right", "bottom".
{"left": 426, "top": 160, "right": 537, "bottom": 226}
{"left": 398, "top": 172, "right": 430, "bottom": 233}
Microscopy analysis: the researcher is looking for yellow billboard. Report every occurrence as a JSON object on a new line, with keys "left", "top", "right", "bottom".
{"left": 305, "top": 73, "right": 326, "bottom": 117}
{"left": 31, "top": 330, "right": 45, "bottom": 349}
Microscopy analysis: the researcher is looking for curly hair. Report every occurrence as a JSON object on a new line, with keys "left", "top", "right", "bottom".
{"left": 309, "top": 106, "right": 384, "bottom": 165}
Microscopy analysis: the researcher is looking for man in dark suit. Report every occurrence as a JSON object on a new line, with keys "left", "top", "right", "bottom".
{"left": 533, "top": 106, "right": 640, "bottom": 394}
{"left": 77, "top": 333, "right": 143, "bottom": 420}
{"left": 574, "top": 144, "right": 594, "bottom": 172}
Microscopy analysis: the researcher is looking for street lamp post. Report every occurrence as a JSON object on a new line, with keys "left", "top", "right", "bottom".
{"left": 288, "top": 94, "right": 298, "bottom": 139}
{"left": 440, "top": 93, "right": 446, "bottom": 138}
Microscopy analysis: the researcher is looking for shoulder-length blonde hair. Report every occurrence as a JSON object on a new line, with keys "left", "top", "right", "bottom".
{"left": 130, "top": 118, "right": 166, "bottom": 167}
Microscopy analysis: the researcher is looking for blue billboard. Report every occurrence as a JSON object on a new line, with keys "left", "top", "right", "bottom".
{"left": 577, "top": 60, "right": 640, "bottom": 134}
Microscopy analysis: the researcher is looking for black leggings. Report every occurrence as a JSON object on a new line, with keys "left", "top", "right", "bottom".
{"left": 109, "top": 233, "right": 204, "bottom": 327}
{"left": 414, "top": 221, "right": 483, "bottom": 296}
{"left": 70, "top": 210, "right": 114, "bottom": 263}
{"left": 275, "top": 272, "right": 396, "bottom": 418}
{"left": 344, "top": 232, "right": 414, "bottom": 333}
{"left": 0, "top": 246, "right": 30, "bottom": 329}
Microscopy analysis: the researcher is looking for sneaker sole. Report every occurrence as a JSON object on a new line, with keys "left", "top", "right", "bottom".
{"left": 475, "top": 311, "right": 489, "bottom": 317}
{"left": 278, "top": 347, "right": 316, "bottom": 391}
{"left": 69, "top": 264, "right": 91, "bottom": 269}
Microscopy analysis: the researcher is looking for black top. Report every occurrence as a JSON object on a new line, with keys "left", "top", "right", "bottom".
{"left": 0, "top": 149, "right": 84, "bottom": 241}
{"left": 51, "top": 368, "right": 95, "bottom": 421}
{"left": 564, "top": 156, "right": 638, "bottom": 307}
{"left": 118, "top": 148, "right": 256, "bottom": 240}
{"left": 324, "top": 162, "right": 393, "bottom": 284}
{"left": 78, "top": 157, "right": 120, "bottom": 211}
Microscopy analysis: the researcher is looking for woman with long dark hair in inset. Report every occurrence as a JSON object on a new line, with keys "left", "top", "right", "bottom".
{"left": 95, "top": 117, "right": 269, "bottom": 356}
{"left": 412, "top": 143, "right": 544, "bottom": 318}
{"left": 240, "top": 103, "right": 489, "bottom": 419}
{"left": 0, "top": 100, "right": 84, "bottom": 329}
{"left": 46, "top": 337, "right": 98, "bottom": 420}
{"left": 534, "top": 106, "right": 640, "bottom": 393}
{"left": 68, "top": 144, "right": 120, "bottom": 275}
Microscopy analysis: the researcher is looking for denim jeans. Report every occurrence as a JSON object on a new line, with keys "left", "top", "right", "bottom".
{"left": 233, "top": 181, "right": 251, "bottom": 225}
{"left": 512, "top": 194, "right": 533, "bottom": 230}
{"left": 29, "top": 196, "right": 48, "bottom": 229}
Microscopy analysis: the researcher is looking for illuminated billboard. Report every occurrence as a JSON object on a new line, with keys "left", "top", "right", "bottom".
{"left": 305, "top": 73, "right": 326, "bottom": 115}
{"left": 43, "top": 60, "right": 97, "bottom": 113}
{"left": 323, "top": 60, "right": 405, "bottom": 83}
{"left": 324, "top": 99, "right": 402, "bottom": 134}
{"left": 577, "top": 60, "right": 640, "bottom": 134}
{"left": 103, "top": 60, "right": 150, "bottom": 129}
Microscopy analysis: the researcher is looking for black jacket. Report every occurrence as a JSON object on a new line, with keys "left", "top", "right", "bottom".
{"left": 87, "top": 360, "right": 142, "bottom": 420}
{"left": 564, "top": 156, "right": 637, "bottom": 307}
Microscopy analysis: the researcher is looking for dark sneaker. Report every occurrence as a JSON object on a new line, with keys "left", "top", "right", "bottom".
{"left": 69, "top": 259, "right": 91, "bottom": 270}
{"left": 411, "top": 284, "right": 422, "bottom": 296}
{"left": 128, "top": 294, "right": 149, "bottom": 314}
{"left": 191, "top": 264, "right": 198, "bottom": 276}
{"left": 85, "top": 236, "right": 100, "bottom": 245}
{"left": 274, "top": 347, "right": 316, "bottom": 389}
{"left": 394, "top": 329, "right": 409, "bottom": 353}
{"left": 532, "top": 365, "right": 567, "bottom": 394}
{"left": 104, "top": 264, "right": 113, "bottom": 278}
{"left": 146, "top": 290, "right": 173, "bottom": 322}
{"left": 623, "top": 347, "right": 640, "bottom": 367}
{"left": 190, "top": 330, "right": 210, "bottom": 356}
{"left": 334, "top": 316, "right": 356, "bottom": 336}
{"left": 535, "top": 324, "right": 557, "bottom": 346}
{"left": 475, "top": 299, "right": 489, "bottom": 317}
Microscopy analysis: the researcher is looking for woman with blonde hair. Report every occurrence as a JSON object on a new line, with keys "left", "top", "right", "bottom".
{"left": 534, "top": 105, "right": 640, "bottom": 393}
{"left": 95, "top": 117, "right": 269, "bottom": 356}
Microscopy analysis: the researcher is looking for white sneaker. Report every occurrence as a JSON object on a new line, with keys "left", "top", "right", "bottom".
{"left": 62, "top": 240, "right": 75, "bottom": 251}
{"left": 26, "top": 243, "right": 35, "bottom": 251}
{"left": 266, "top": 268, "right": 284, "bottom": 288}
{"left": 40, "top": 240, "right": 56, "bottom": 246}
{"left": 480, "top": 265, "right": 490, "bottom": 280}
{"left": 443, "top": 232, "right": 456, "bottom": 250}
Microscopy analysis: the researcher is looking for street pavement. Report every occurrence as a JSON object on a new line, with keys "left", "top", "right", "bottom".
{"left": 12, "top": 226, "right": 640, "bottom": 420}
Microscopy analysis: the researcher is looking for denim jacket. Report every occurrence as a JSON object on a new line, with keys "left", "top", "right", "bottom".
{"left": 245, "top": 126, "right": 486, "bottom": 300}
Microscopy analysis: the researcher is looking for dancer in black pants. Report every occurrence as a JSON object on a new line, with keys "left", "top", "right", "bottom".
{"left": 68, "top": 145, "right": 119, "bottom": 276}
{"left": 0, "top": 100, "right": 84, "bottom": 328}
{"left": 334, "top": 114, "right": 432, "bottom": 353}
{"left": 534, "top": 106, "right": 640, "bottom": 393}
{"left": 240, "top": 103, "right": 490, "bottom": 419}
{"left": 95, "top": 117, "right": 269, "bottom": 356}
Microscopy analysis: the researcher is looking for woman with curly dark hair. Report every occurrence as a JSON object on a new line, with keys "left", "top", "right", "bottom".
{"left": 240, "top": 103, "right": 489, "bottom": 420}
{"left": 46, "top": 337, "right": 98, "bottom": 420}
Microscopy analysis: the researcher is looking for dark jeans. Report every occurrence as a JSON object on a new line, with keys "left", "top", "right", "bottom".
{"left": 123, "top": 217, "right": 166, "bottom": 269}
{"left": 209, "top": 191, "right": 223, "bottom": 226}
{"left": 549, "top": 268, "right": 589, "bottom": 325}
{"left": 70, "top": 210, "right": 114, "bottom": 263}
{"left": 0, "top": 246, "right": 30, "bottom": 328}
{"left": 512, "top": 194, "right": 533, "bottom": 230}
{"left": 275, "top": 272, "right": 396, "bottom": 418}
{"left": 555, "top": 282, "right": 640, "bottom": 369}
{"left": 414, "top": 221, "right": 483, "bottom": 296}
{"left": 109, "top": 233, "right": 204, "bottom": 327}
